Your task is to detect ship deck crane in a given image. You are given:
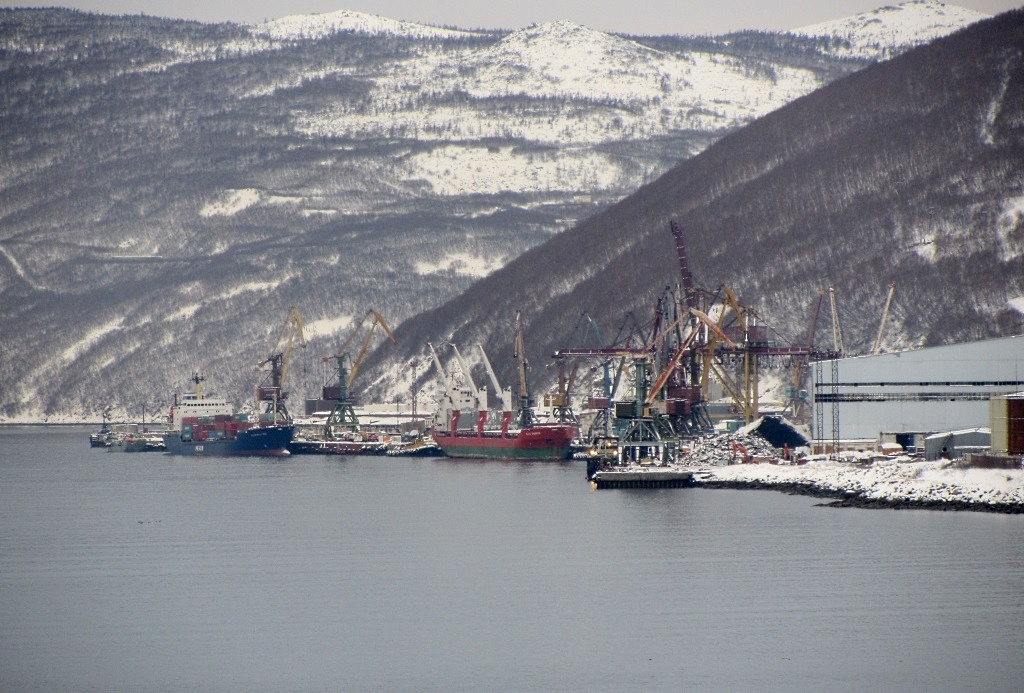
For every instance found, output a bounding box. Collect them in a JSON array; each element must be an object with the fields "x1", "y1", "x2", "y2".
[
  {"x1": 256, "y1": 306, "x2": 306, "y2": 424},
  {"x1": 450, "y1": 343, "x2": 483, "y2": 408},
  {"x1": 478, "y1": 344, "x2": 512, "y2": 412},
  {"x1": 427, "y1": 341, "x2": 450, "y2": 384}
]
